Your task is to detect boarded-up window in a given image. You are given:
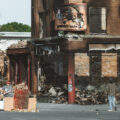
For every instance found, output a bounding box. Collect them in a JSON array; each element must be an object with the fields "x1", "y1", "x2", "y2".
[
  {"x1": 102, "y1": 53, "x2": 117, "y2": 77},
  {"x1": 89, "y1": 7, "x2": 106, "y2": 33},
  {"x1": 75, "y1": 53, "x2": 89, "y2": 77}
]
